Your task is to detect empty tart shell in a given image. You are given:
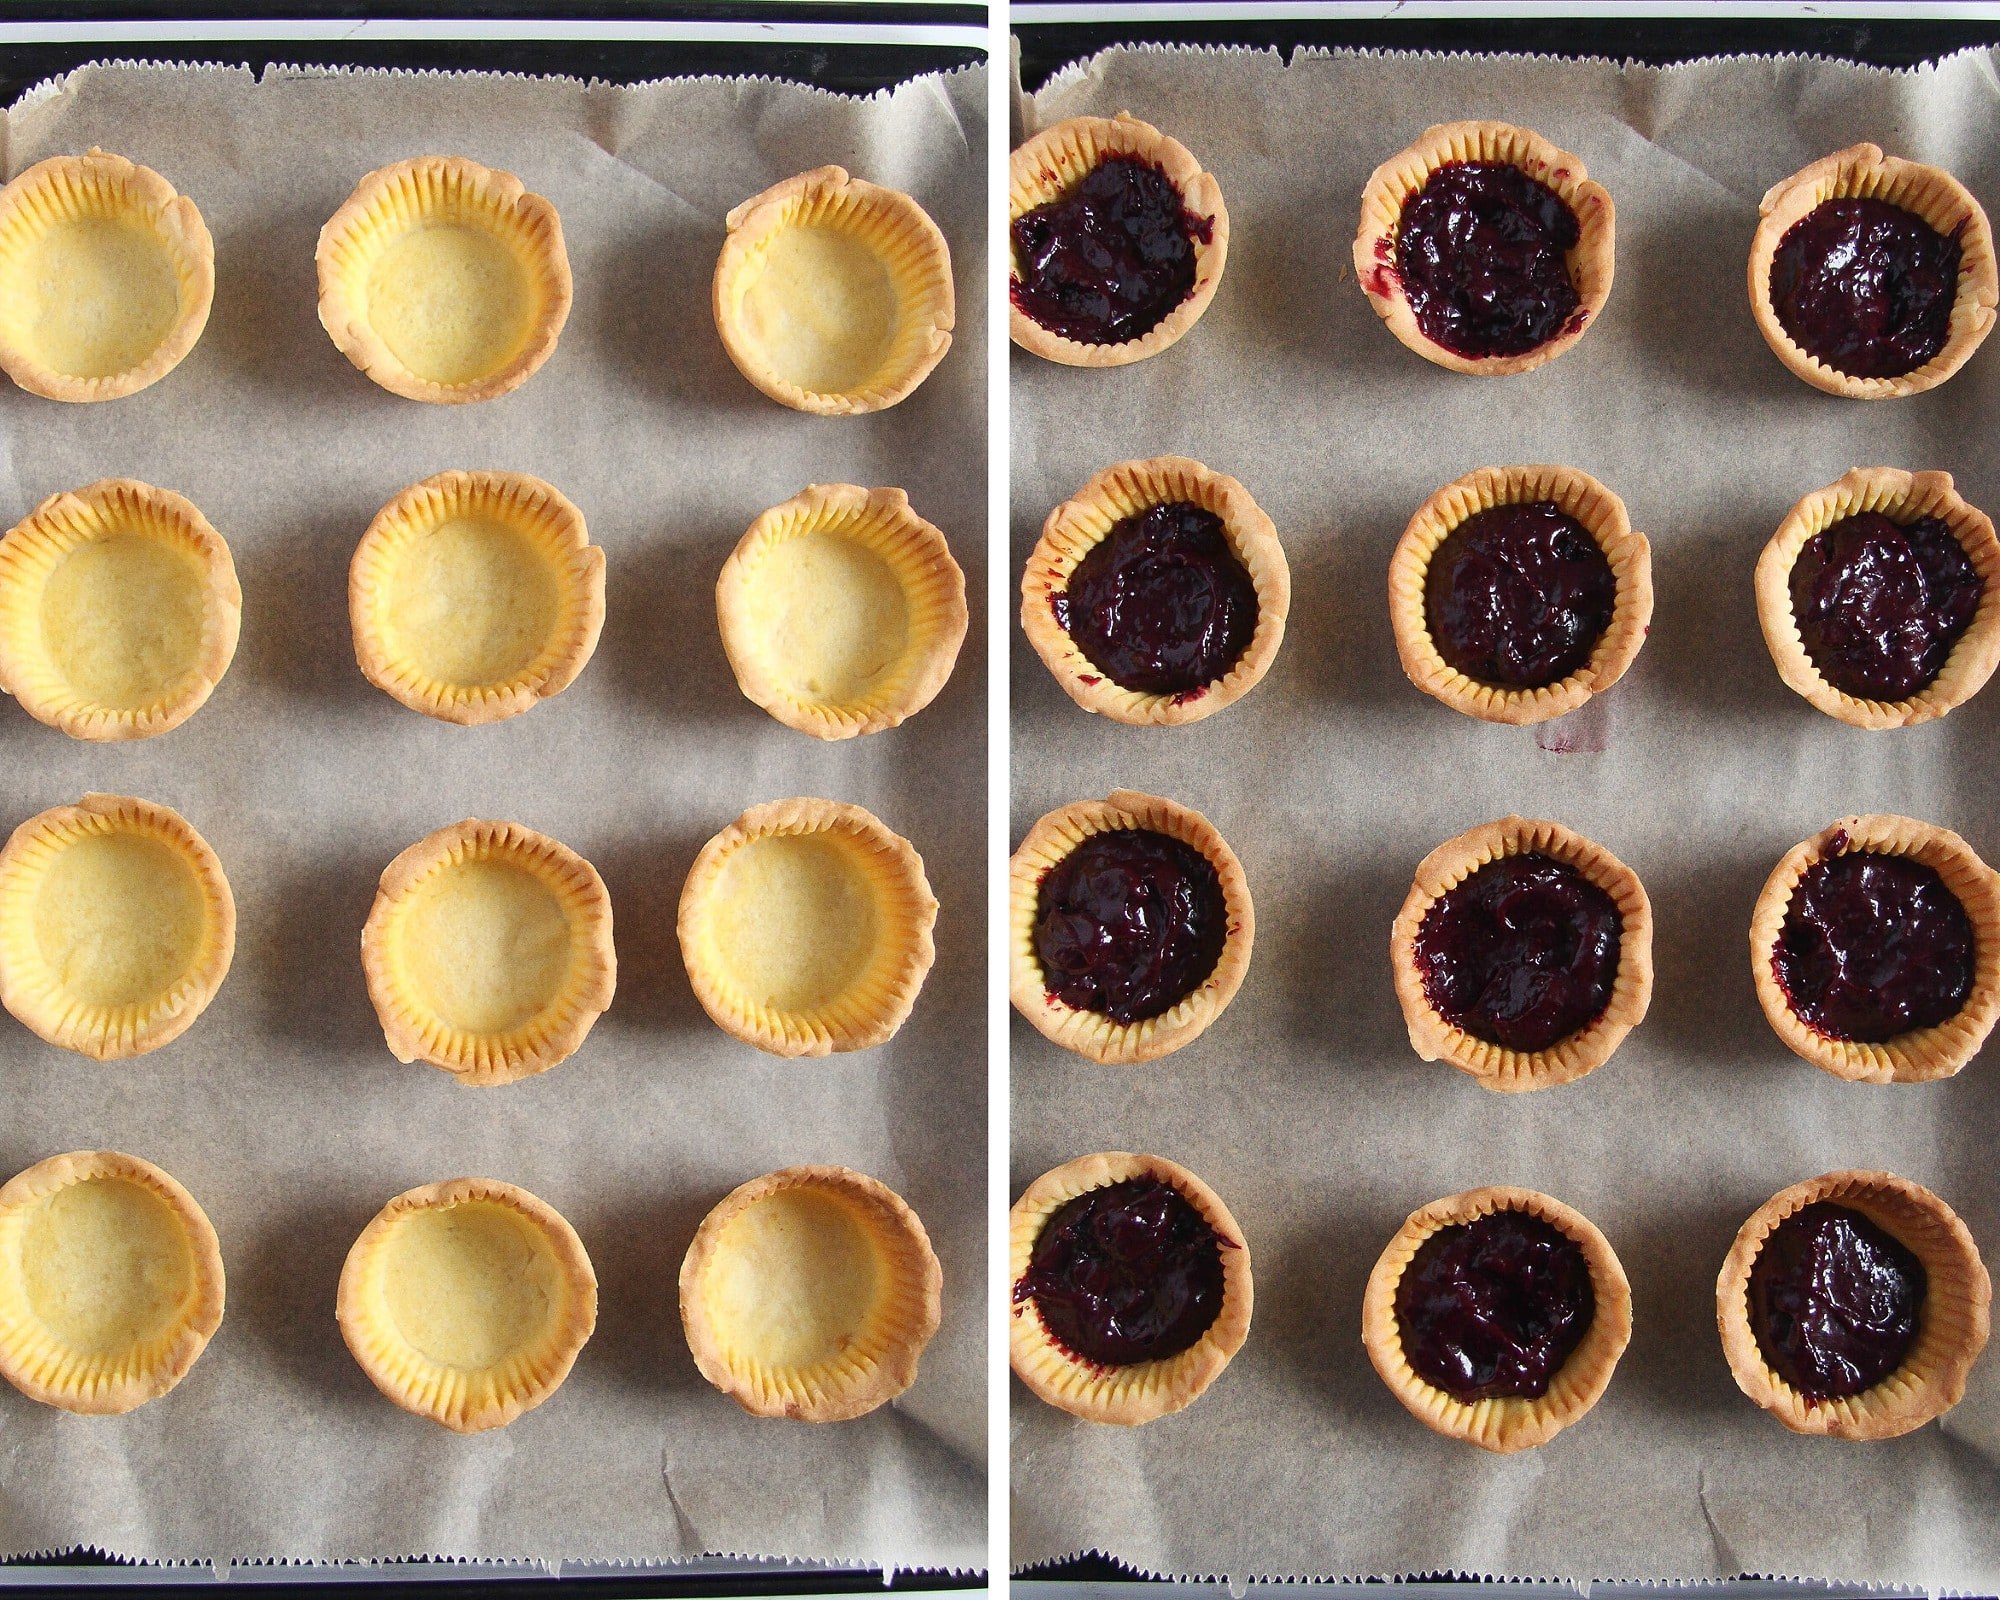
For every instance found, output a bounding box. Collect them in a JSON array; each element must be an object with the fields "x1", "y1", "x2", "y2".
[
  {"x1": 351, "y1": 470, "x2": 605, "y2": 726},
  {"x1": 678, "y1": 798, "x2": 936, "y2": 1058},
  {"x1": 1364, "y1": 1185, "x2": 1631, "y2": 1453},
  {"x1": 317, "y1": 155, "x2": 572, "y2": 404},
  {"x1": 362, "y1": 819, "x2": 616, "y2": 1085},
  {"x1": 0, "y1": 1150, "x2": 224, "y2": 1414},
  {"x1": 680, "y1": 1164, "x2": 941, "y2": 1422},
  {"x1": 0, "y1": 478, "x2": 240, "y2": 741},
  {"x1": 1010, "y1": 1151, "x2": 1252, "y2": 1425},
  {"x1": 1717, "y1": 1170, "x2": 1990, "y2": 1439},
  {"x1": 1008, "y1": 113, "x2": 1228, "y2": 368},
  {"x1": 0, "y1": 794, "x2": 234, "y2": 1060},
  {"x1": 718, "y1": 484, "x2": 967, "y2": 740},
  {"x1": 1389, "y1": 464, "x2": 1652, "y2": 725},
  {"x1": 1750, "y1": 814, "x2": 2000, "y2": 1083},
  {"x1": 1756, "y1": 468, "x2": 2000, "y2": 728},
  {"x1": 0, "y1": 149, "x2": 213, "y2": 402},
  {"x1": 338, "y1": 1176, "x2": 597, "y2": 1434},
  {"x1": 1009, "y1": 790, "x2": 1253, "y2": 1065},
  {"x1": 1749, "y1": 145, "x2": 1998, "y2": 400},
  {"x1": 1022, "y1": 456, "x2": 1290, "y2": 726},
  {"x1": 1355, "y1": 121, "x2": 1614, "y2": 377},
  {"x1": 713, "y1": 166, "x2": 953, "y2": 415},
  {"x1": 1391, "y1": 816, "x2": 1654, "y2": 1093}
]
